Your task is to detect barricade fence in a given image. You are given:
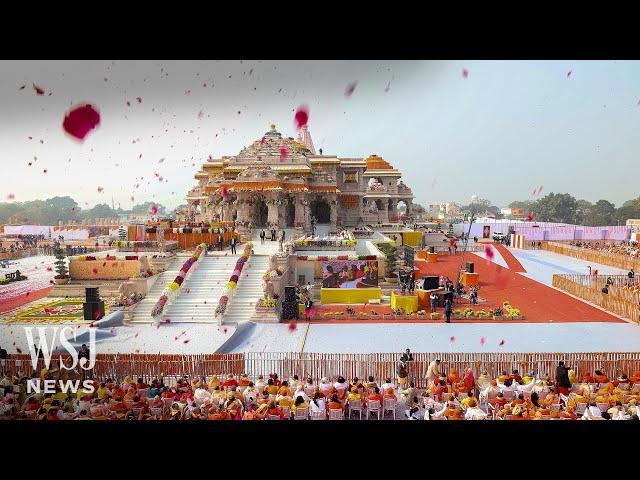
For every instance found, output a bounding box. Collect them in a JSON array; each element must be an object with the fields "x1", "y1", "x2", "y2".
[
  {"x1": 543, "y1": 242, "x2": 640, "y2": 271},
  {"x1": 4, "y1": 352, "x2": 640, "y2": 388},
  {"x1": 553, "y1": 274, "x2": 640, "y2": 324}
]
